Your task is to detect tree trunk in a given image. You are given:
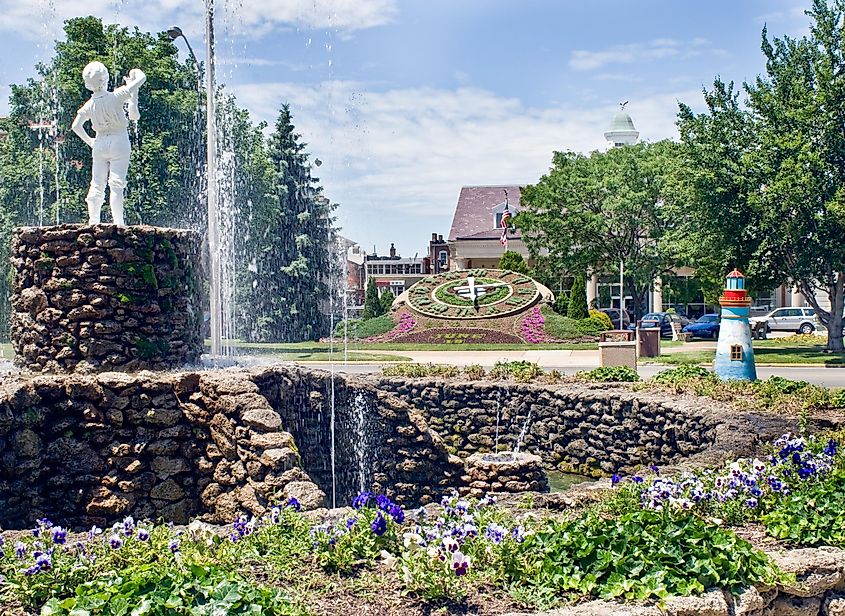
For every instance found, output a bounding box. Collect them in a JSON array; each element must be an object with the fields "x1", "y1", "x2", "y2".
[
  {"x1": 827, "y1": 273, "x2": 844, "y2": 352},
  {"x1": 800, "y1": 273, "x2": 844, "y2": 352}
]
